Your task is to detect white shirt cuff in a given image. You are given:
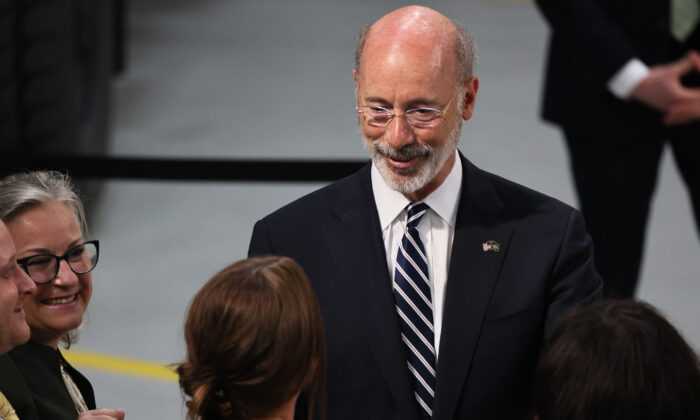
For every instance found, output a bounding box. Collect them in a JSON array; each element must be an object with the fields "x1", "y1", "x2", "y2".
[{"x1": 607, "y1": 58, "x2": 650, "y2": 99}]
